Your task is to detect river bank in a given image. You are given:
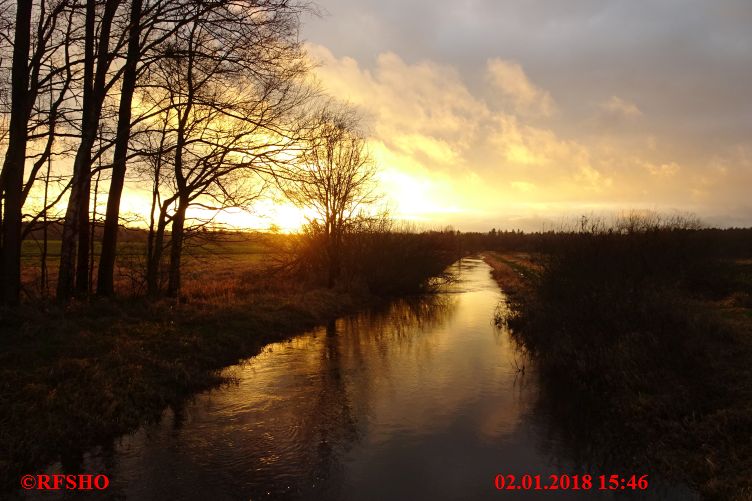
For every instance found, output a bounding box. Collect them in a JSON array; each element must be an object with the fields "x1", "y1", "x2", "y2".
[
  {"x1": 3, "y1": 229, "x2": 460, "y2": 494},
  {"x1": 484, "y1": 246, "x2": 752, "y2": 500},
  {"x1": 0, "y1": 280, "x2": 386, "y2": 494},
  {"x1": 14, "y1": 257, "x2": 694, "y2": 500}
]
